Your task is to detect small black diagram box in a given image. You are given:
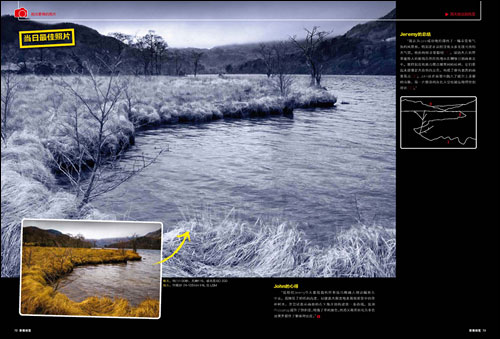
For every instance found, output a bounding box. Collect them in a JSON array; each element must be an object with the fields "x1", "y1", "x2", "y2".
[{"x1": 400, "y1": 96, "x2": 477, "y2": 149}]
